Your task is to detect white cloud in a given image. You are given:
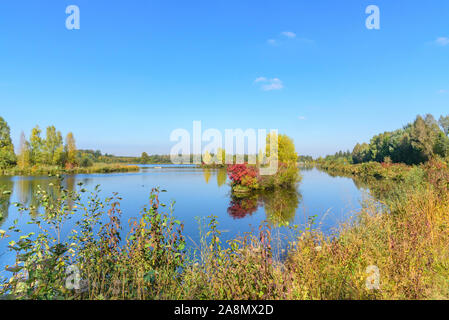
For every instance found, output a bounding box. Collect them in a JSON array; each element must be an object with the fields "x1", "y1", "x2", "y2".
[
  {"x1": 435, "y1": 37, "x2": 449, "y2": 46},
  {"x1": 263, "y1": 78, "x2": 283, "y2": 91},
  {"x1": 267, "y1": 31, "x2": 313, "y2": 46},
  {"x1": 254, "y1": 77, "x2": 267, "y2": 83},
  {"x1": 254, "y1": 77, "x2": 284, "y2": 91},
  {"x1": 298, "y1": 116, "x2": 306, "y2": 120},
  {"x1": 281, "y1": 31, "x2": 296, "y2": 39}
]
